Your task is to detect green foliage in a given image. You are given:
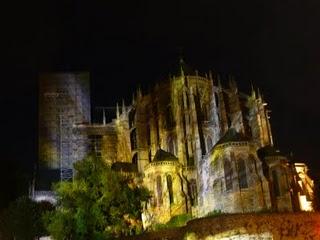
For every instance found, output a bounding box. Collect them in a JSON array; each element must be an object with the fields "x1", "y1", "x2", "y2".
[
  {"x1": 153, "y1": 213, "x2": 192, "y2": 230},
  {"x1": 0, "y1": 196, "x2": 48, "y2": 240},
  {"x1": 45, "y1": 155, "x2": 150, "y2": 240}
]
